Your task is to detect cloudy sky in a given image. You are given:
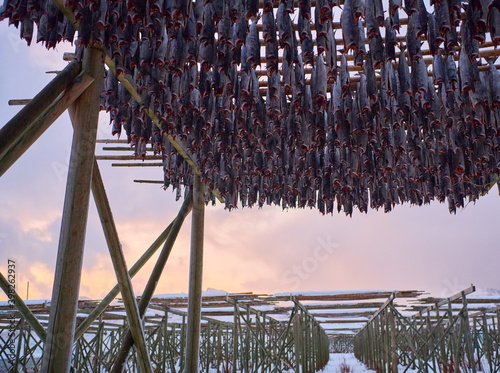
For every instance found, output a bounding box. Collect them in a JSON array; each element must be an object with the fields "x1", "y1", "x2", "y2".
[{"x1": 1, "y1": 22, "x2": 499, "y2": 303}]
